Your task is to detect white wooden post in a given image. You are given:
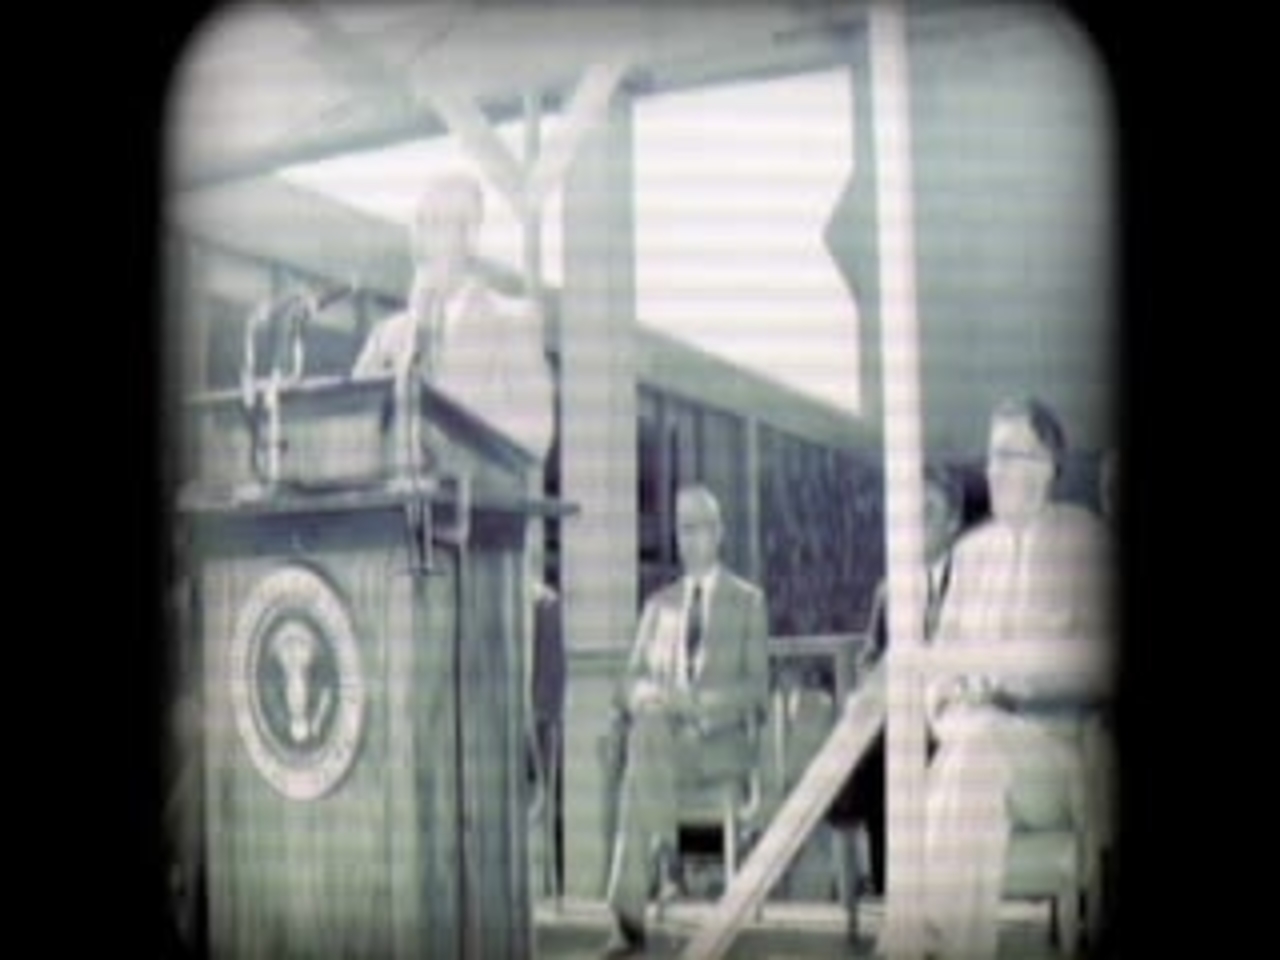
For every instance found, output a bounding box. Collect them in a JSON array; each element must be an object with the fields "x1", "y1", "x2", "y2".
[{"x1": 870, "y1": 2, "x2": 929, "y2": 957}]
